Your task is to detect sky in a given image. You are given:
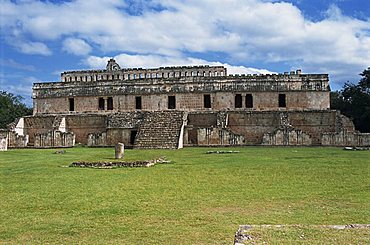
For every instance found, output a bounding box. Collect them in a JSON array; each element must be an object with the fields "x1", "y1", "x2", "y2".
[{"x1": 0, "y1": 0, "x2": 369, "y2": 106}]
